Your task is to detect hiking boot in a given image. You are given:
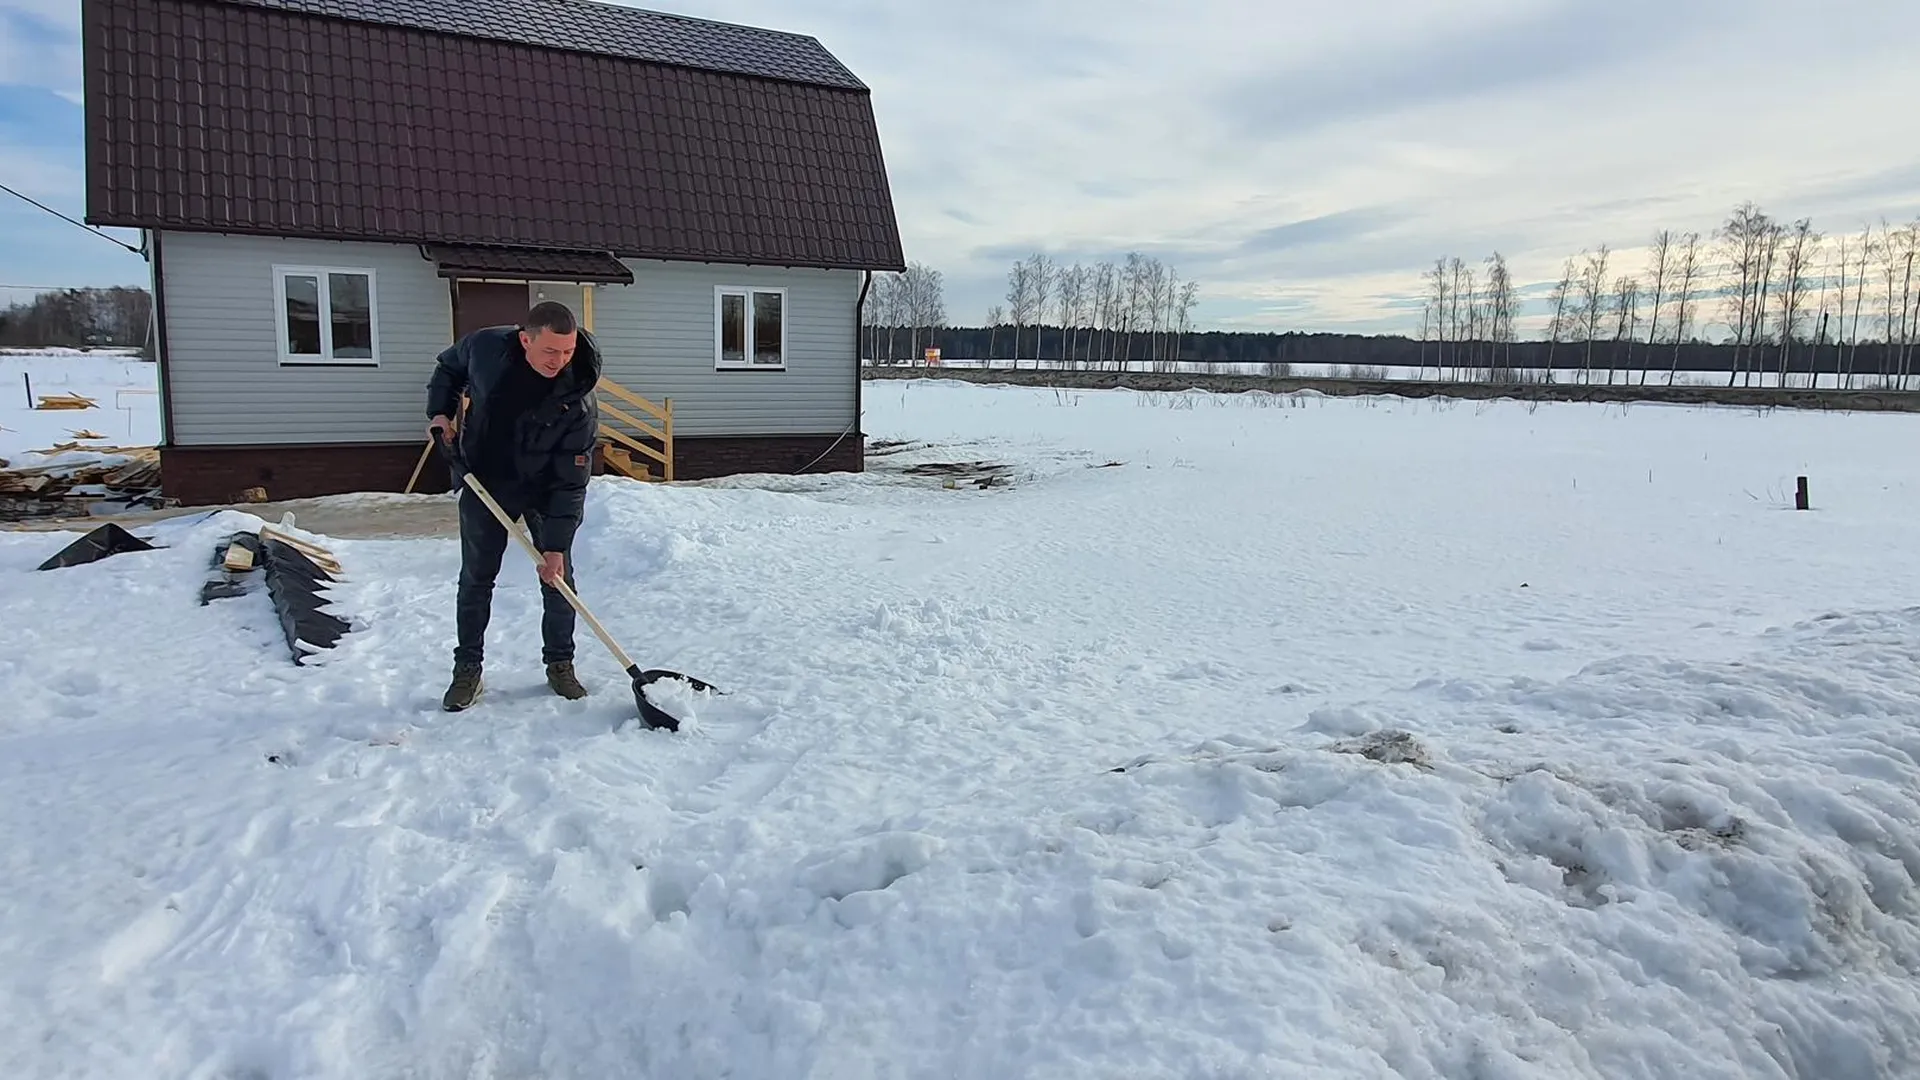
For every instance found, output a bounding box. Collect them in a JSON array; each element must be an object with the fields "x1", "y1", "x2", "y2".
[
  {"x1": 546, "y1": 661, "x2": 588, "y2": 700},
  {"x1": 442, "y1": 661, "x2": 484, "y2": 711}
]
